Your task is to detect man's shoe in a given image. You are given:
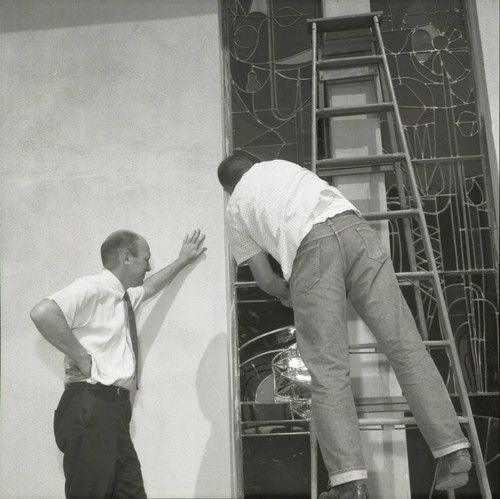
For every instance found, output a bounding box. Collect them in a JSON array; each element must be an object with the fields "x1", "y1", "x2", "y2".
[
  {"x1": 435, "y1": 449, "x2": 472, "y2": 490},
  {"x1": 318, "y1": 480, "x2": 369, "y2": 499}
]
